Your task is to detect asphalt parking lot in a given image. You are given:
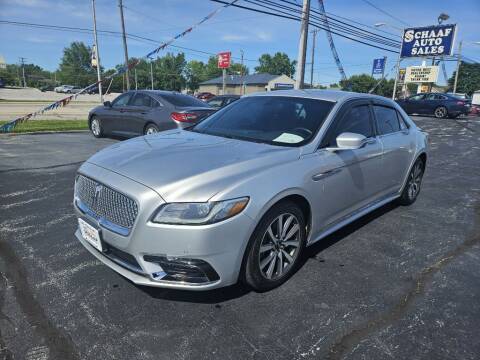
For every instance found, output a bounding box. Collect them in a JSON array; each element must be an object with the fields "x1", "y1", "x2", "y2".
[{"x1": 1, "y1": 115, "x2": 479, "y2": 360}]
